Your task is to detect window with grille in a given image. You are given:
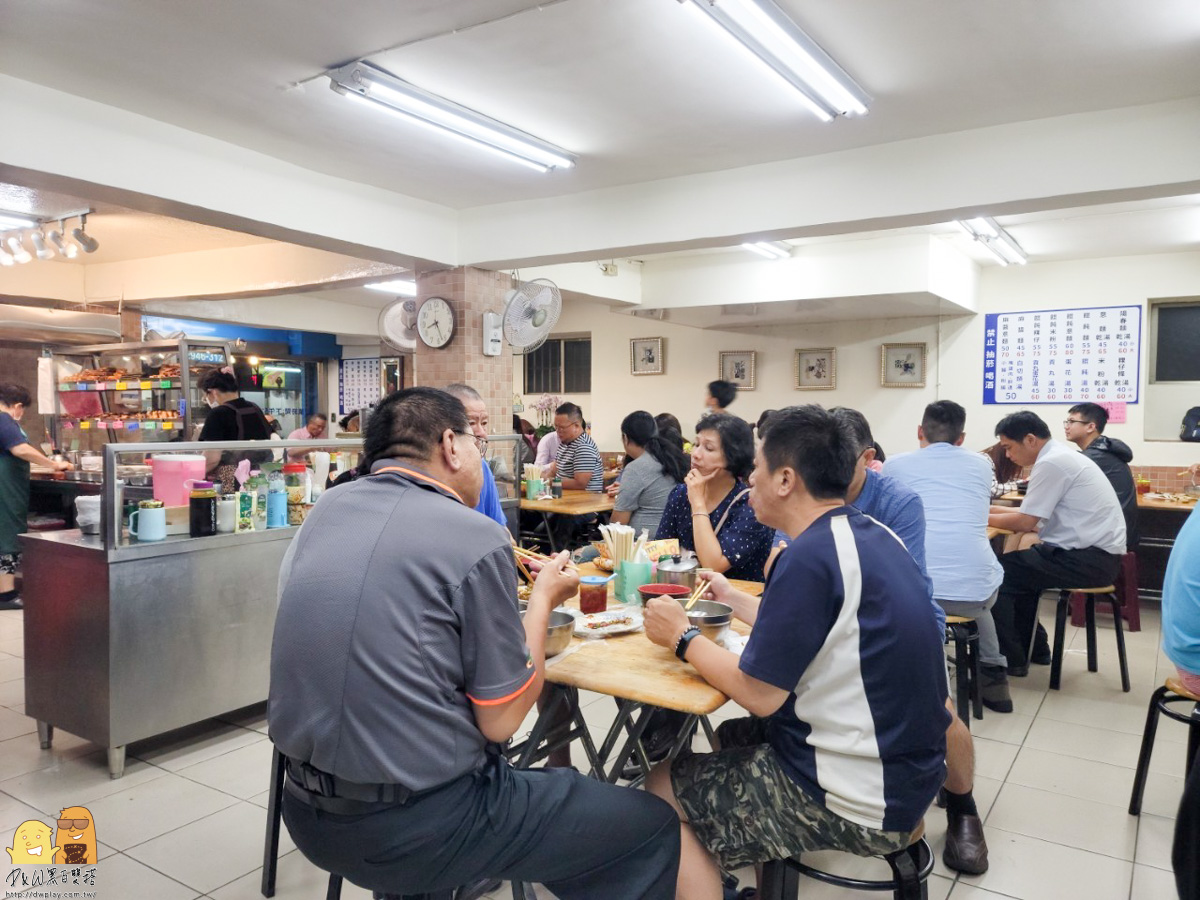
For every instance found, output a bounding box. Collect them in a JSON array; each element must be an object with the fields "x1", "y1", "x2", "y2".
[{"x1": 524, "y1": 337, "x2": 591, "y2": 393}]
